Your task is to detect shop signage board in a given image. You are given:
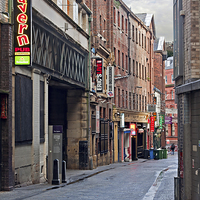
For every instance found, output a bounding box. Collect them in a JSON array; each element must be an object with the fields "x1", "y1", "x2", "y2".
[
  {"x1": 106, "y1": 66, "x2": 114, "y2": 97},
  {"x1": 96, "y1": 58, "x2": 103, "y2": 93},
  {"x1": 153, "y1": 112, "x2": 157, "y2": 121},
  {"x1": 14, "y1": 0, "x2": 32, "y2": 66},
  {"x1": 150, "y1": 116, "x2": 154, "y2": 132},
  {"x1": 159, "y1": 114, "x2": 164, "y2": 128},
  {"x1": 165, "y1": 116, "x2": 172, "y2": 124},
  {"x1": 130, "y1": 123, "x2": 136, "y2": 135}
]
